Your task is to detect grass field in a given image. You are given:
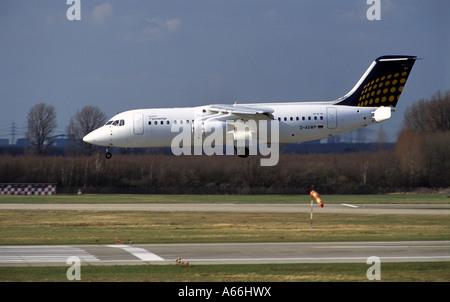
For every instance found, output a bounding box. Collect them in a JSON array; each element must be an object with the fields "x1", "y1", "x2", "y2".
[
  {"x1": 0, "y1": 193, "x2": 449, "y2": 282},
  {"x1": 1, "y1": 262, "x2": 449, "y2": 282},
  {"x1": 0, "y1": 211, "x2": 448, "y2": 245}
]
